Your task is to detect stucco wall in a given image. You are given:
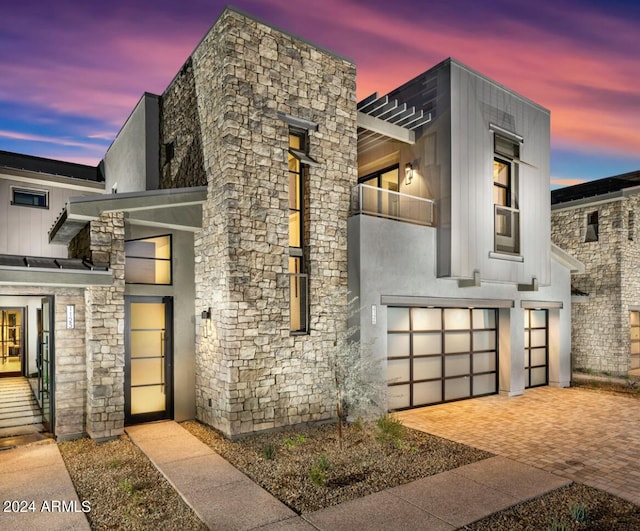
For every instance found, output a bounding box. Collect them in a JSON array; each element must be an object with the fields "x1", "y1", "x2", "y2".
[
  {"x1": 103, "y1": 93, "x2": 160, "y2": 194},
  {"x1": 349, "y1": 214, "x2": 573, "y2": 399}
]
